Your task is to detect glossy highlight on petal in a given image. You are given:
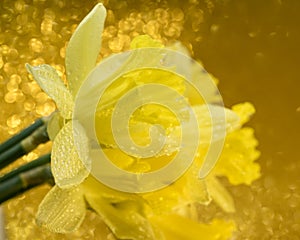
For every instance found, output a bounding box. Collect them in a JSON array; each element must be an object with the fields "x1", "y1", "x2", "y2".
[
  {"x1": 26, "y1": 64, "x2": 74, "y2": 119},
  {"x1": 66, "y1": 3, "x2": 107, "y2": 97},
  {"x1": 36, "y1": 185, "x2": 86, "y2": 233},
  {"x1": 52, "y1": 120, "x2": 90, "y2": 188}
]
